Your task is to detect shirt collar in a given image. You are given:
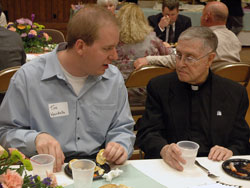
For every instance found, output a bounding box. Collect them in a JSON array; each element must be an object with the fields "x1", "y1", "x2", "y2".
[
  {"x1": 209, "y1": 25, "x2": 226, "y2": 31},
  {"x1": 41, "y1": 42, "x2": 114, "y2": 81},
  {"x1": 185, "y1": 70, "x2": 212, "y2": 91}
]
